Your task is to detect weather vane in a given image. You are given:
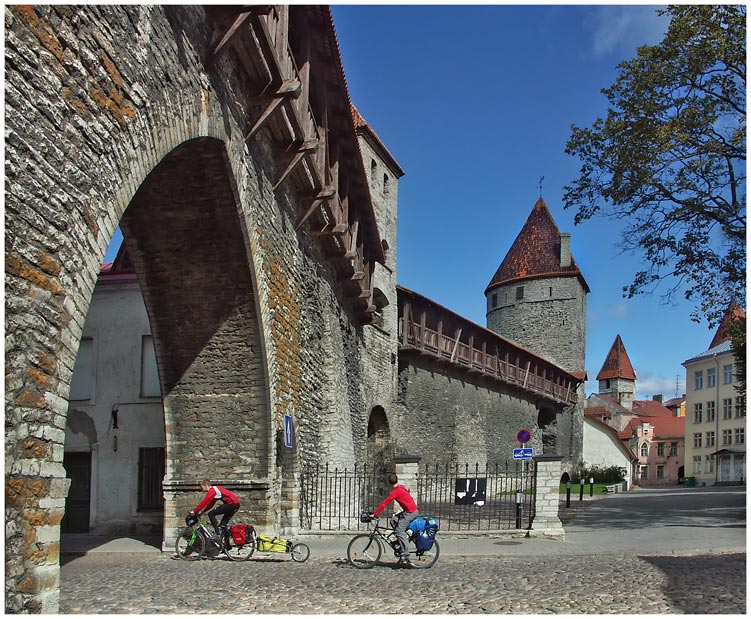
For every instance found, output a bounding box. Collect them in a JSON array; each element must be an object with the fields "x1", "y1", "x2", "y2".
[{"x1": 538, "y1": 176, "x2": 544, "y2": 198}]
